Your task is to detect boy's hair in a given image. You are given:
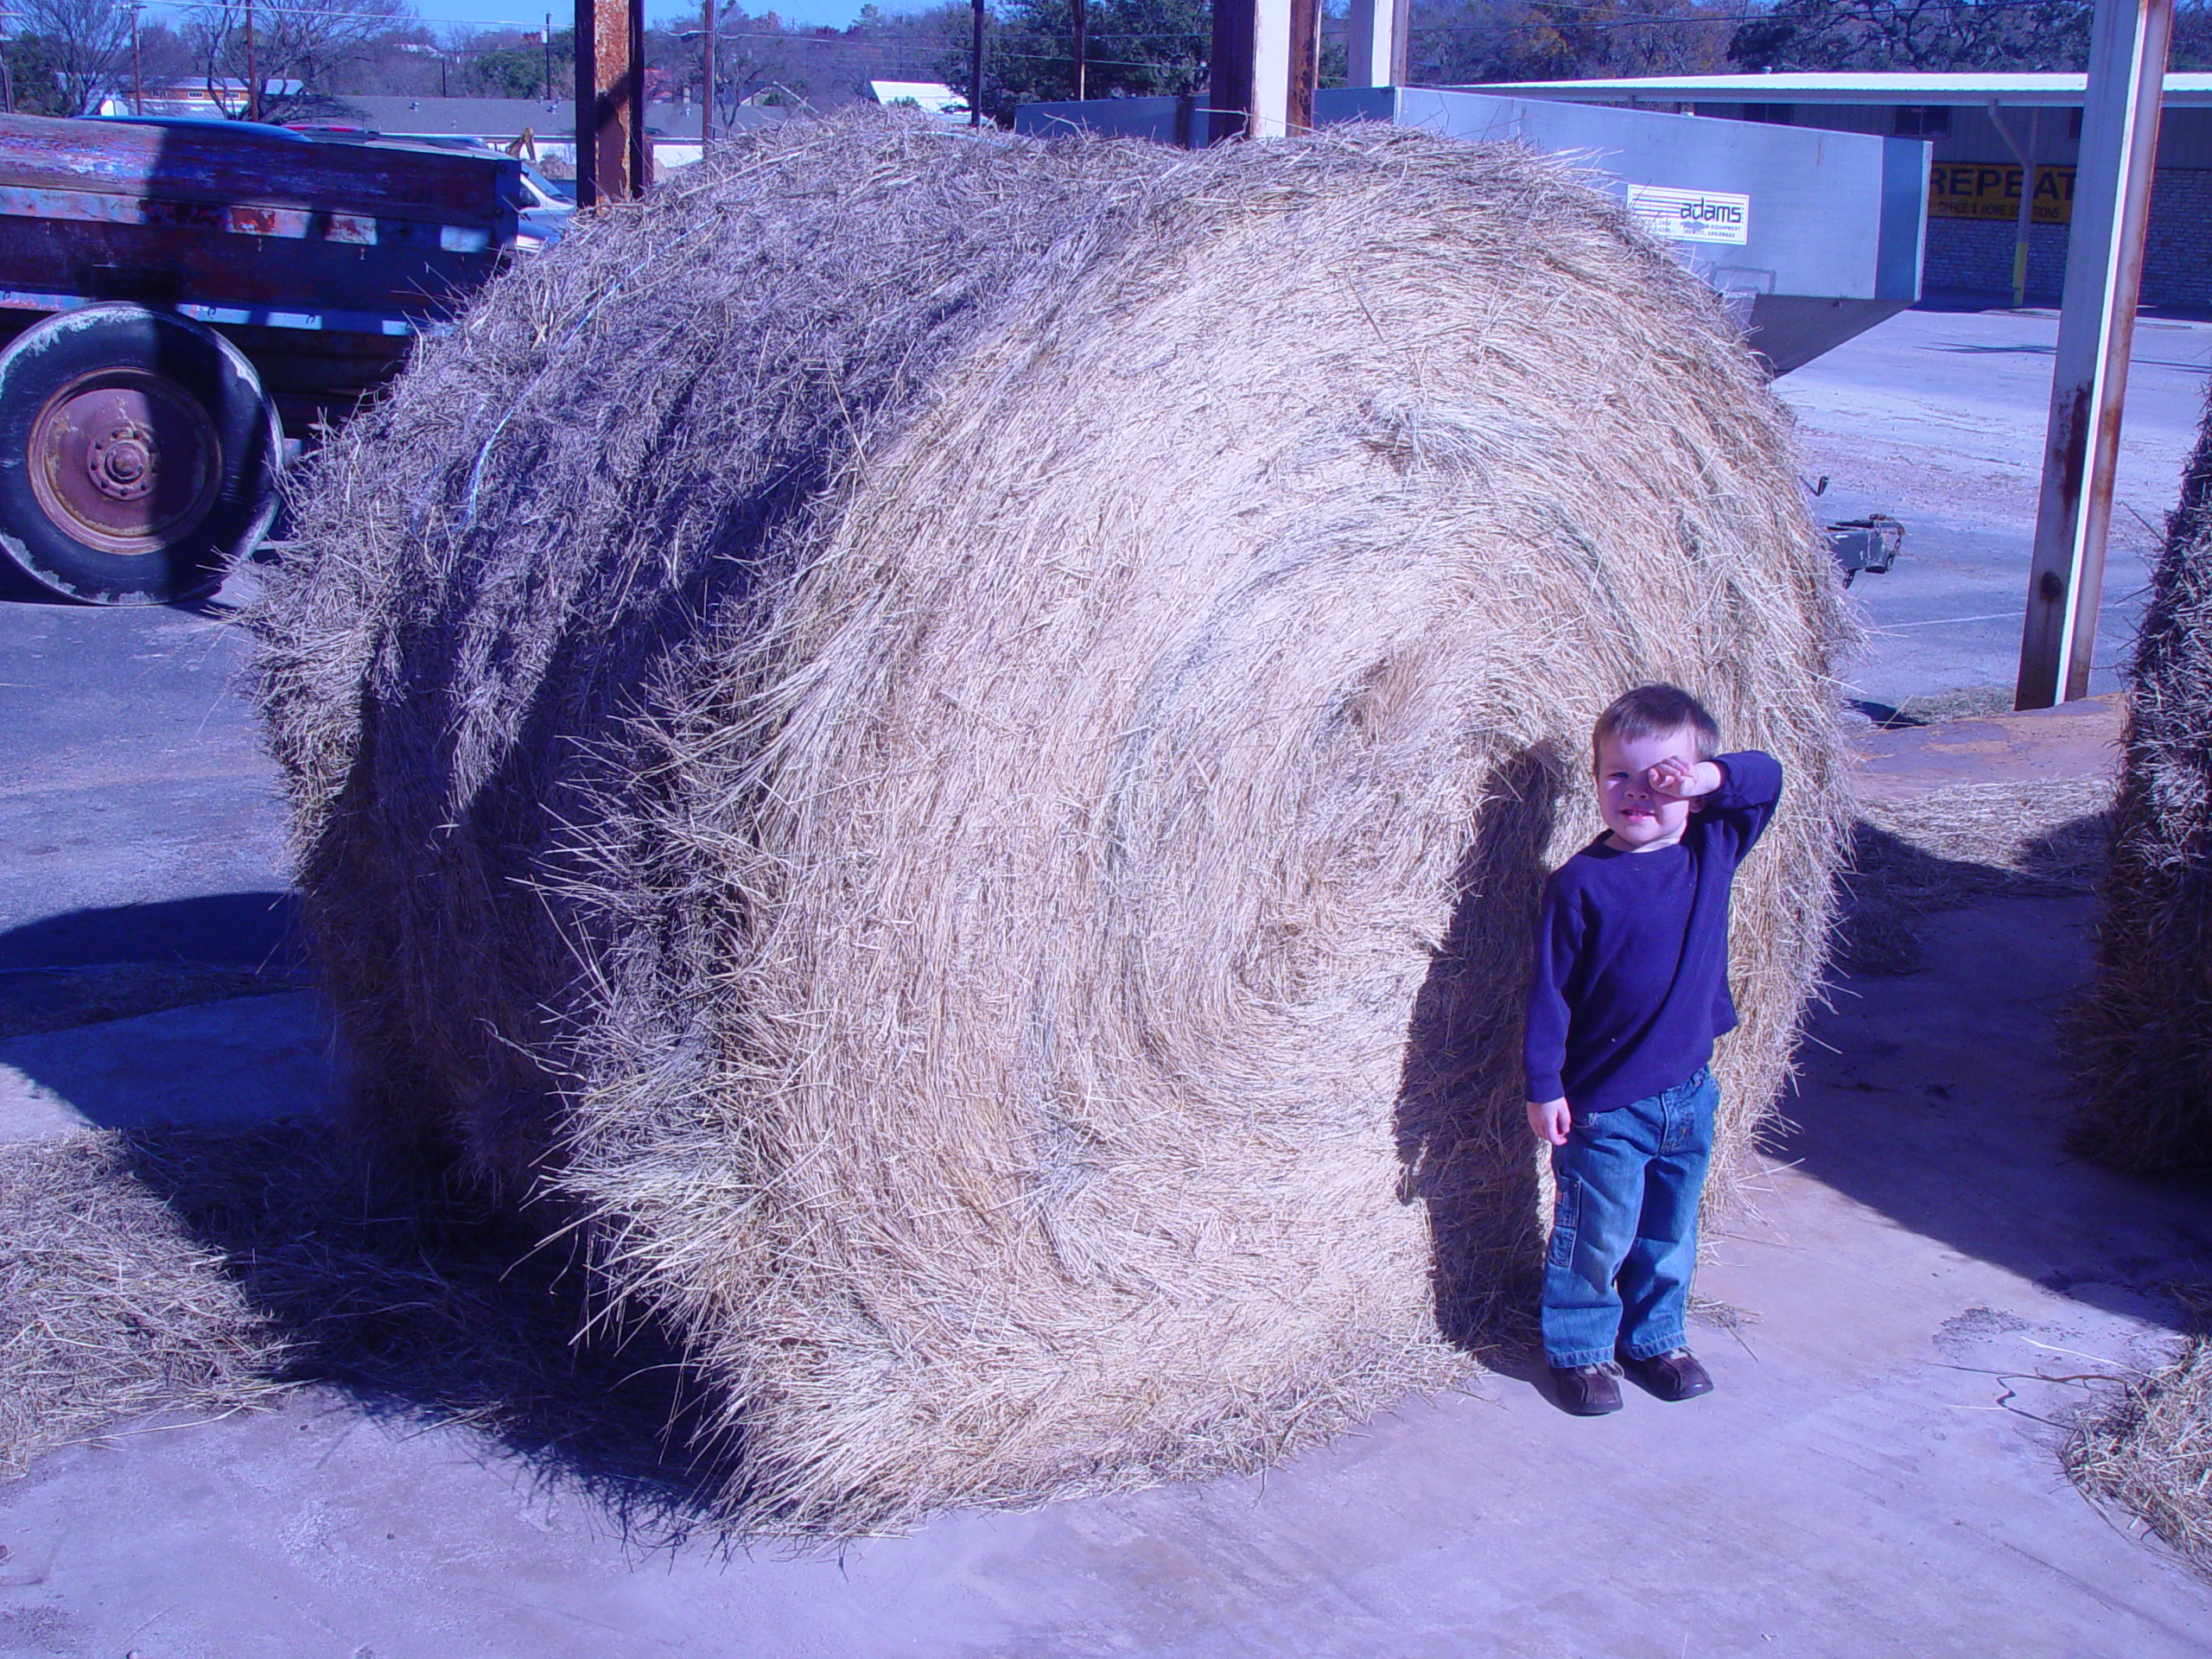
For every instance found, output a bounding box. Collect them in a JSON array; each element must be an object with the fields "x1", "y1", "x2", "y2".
[{"x1": 1592, "y1": 683, "x2": 1720, "y2": 765}]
